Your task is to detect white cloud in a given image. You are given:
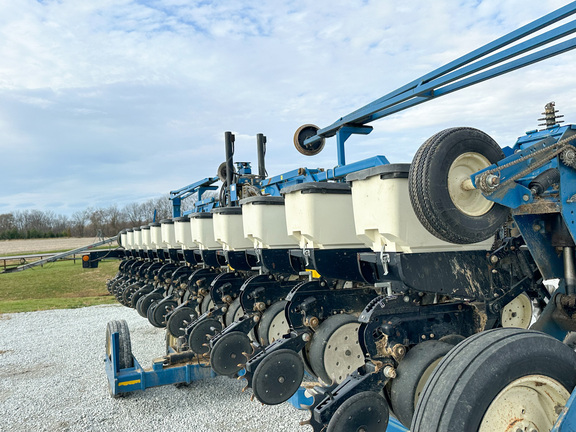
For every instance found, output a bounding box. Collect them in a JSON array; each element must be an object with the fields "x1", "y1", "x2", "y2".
[{"x1": 0, "y1": 0, "x2": 575, "y2": 216}]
